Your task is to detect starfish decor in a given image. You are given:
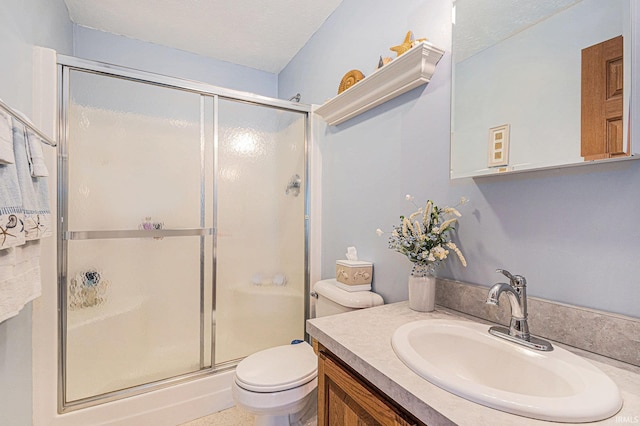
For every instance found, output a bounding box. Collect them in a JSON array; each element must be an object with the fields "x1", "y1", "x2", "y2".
[{"x1": 390, "y1": 31, "x2": 427, "y2": 57}]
